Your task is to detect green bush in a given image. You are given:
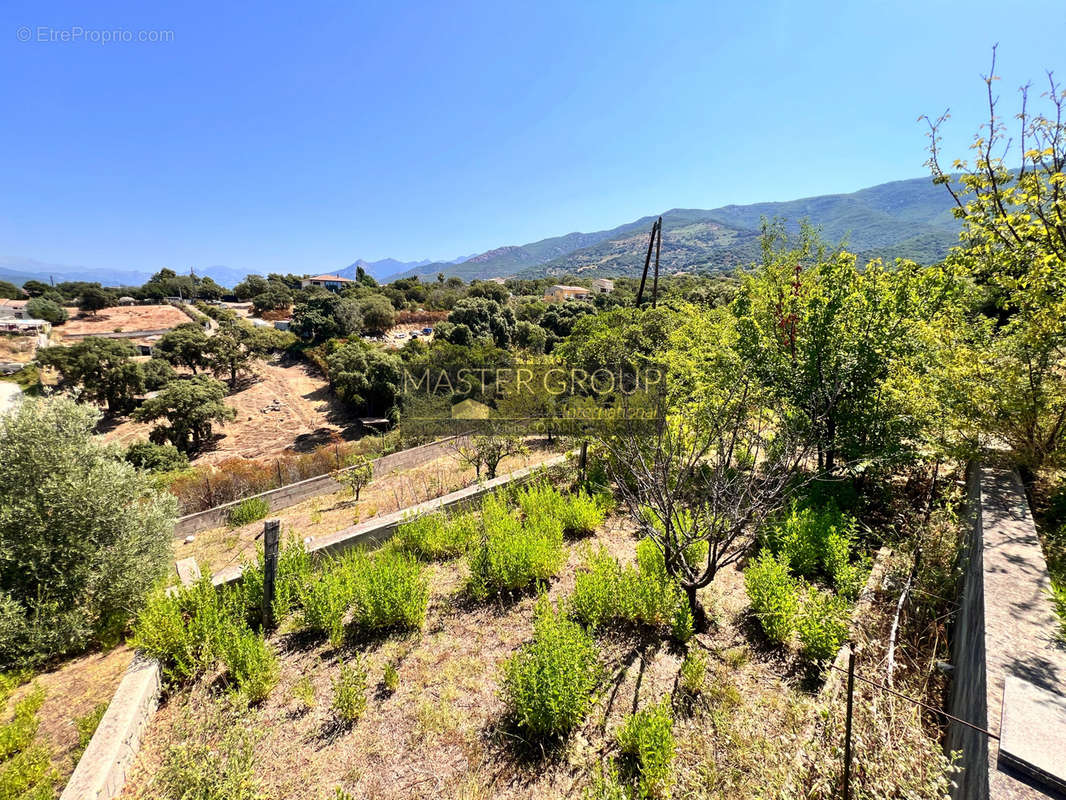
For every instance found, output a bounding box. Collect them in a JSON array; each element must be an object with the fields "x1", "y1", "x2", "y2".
[
  {"x1": 124, "y1": 441, "x2": 189, "y2": 473},
  {"x1": 395, "y1": 511, "x2": 477, "y2": 560},
  {"x1": 226, "y1": 496, "x2": 270, "y2": 527},
  {"x1": 765, "y1": 503, "x2": 861, "y2": 585},
  {"x1": 559, "y1": 489, "x2": 607, "y2": 537},
  {"x1": 222, "y1": 626, "x2": 279, "y2": 705},
  {"x1": 153, "y1": 727, "x2": 261, "y2": 800},
  {"x1": 383, "y1": 661, "x2": 400, "y2": 693},
  {"x1": 0, "y1": 685, "x2": 56, "y2": 800},
  {"x1": 501, "y1": 597, "x2": 601, "y2": 738},
  {"x1": 466, "y1": 495, "x2": 564, "y2": 599},
  {"x1": 238, "y1": 537, "x2": 311, "y2": 623},
  {"x1": 0, "y1": 396, "x2": 176, "y2": 669},
  {"x1": 569, "y1": 541, "x2": 690, "y2": 637},
  {"x1": 346, "y1": 548, "x2": 428, "y2": 635},
  {"x1": 516, "y1": 481, "x2": 607, "y2": 537},
  {"x1": 616, "y1": 698, "x2": 675, "y2": 799},
  {"x1": 745, "y1": 550, "x2": 799, "y2": 645},
  {"x1": 678, "y1": 649, "x2": 707, "y2": 699},
  {"x1": 297, "y1": 568, "x2": 351, "y2": 648},
  {"x1": 797, "y1": 589, "x2": 850, "y2": 663},
  {"x1": 332, "y1": 657, "x2": 368, "y2": 723}
]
